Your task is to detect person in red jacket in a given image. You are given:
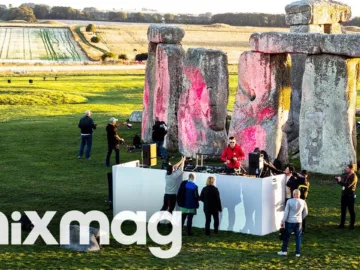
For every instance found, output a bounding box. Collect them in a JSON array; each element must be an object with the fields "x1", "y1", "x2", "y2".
[{"x1": 221, "y1": 137, "x2": 245, "y2": 169}]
